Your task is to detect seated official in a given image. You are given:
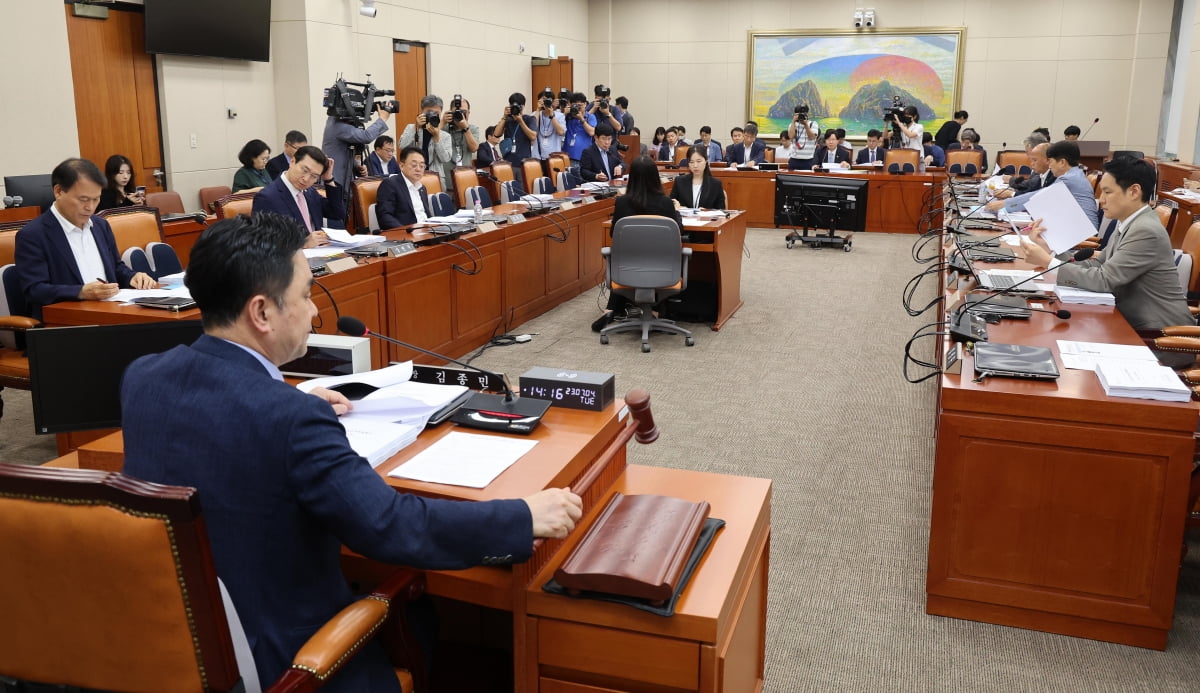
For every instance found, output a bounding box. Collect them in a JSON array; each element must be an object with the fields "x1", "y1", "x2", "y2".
[
  {"x1": 774, "y1": 131, "x2": 798, "y2": 163},
  {"x1": 922, "y1": 132, "x2": 946, "y2": 168},
  {"x1": 591, "y1": 156, "x2": 684, "y2": 332},
  {"x1": 15, "y1": 158, "x2": 156, "y2": 320},
  {"x1": 656, "y1": 127, "x2": 684, "y2": 163},
  {"x1": 947, "y1": 128, "x2": 988, "y2": 171},
  {"x1": 580, "y1": 123, "x2": 625, "y2": 183},
  {"x1": 986, "y1": 140, "x2": 1099, "y2": 228},
  {"x1": 725, "y1": 122, "x2": 766, "y2": 167},
  {"x1": 1021, "y1": 157, "x2": 1193, "y2": 367},
  {"x1": 476, "y1": 128, "x2": 505, "y2": 168},
  {"x1": 855, "y1": 129, "x2": 887, "y2": 165},
  {"x1": 669, "y1": 144, "x2": 727, "y2": 210},
  {"x1": 997, "y1": 141, "x2": 1053, "y2": 199},
  {"x1": 697, "y1": 126, "x2": 723, "y2": 163},
  {"x1": 120, "y1": 212, "x2": 583, "y2": 691},
  {"x1": 375, "y1": 147, "x2": 432, "y2": 229},
  {"x1": 266, "y1": 130, "x2": 307, "y2": 181},
  {"x1": 366, "y1": 135, "x2": 400, "y2": 177},
  {"x1": 97, "y1": 154, "x2": 145, "y2": 211},
  {"x1": 811, "y1": 129, "x2": 851, "y2": 170},
  {"x1": 252, "y1": 145, "x2": 344, "y2": 247},
  {"x1": 232, "y1": 139, "x2": 273, "y2": 193}
]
